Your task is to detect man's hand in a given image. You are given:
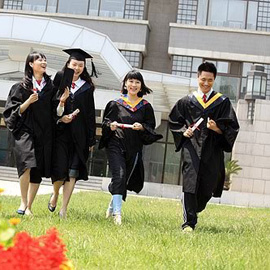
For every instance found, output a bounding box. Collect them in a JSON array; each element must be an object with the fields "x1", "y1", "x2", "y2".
[
  {"x1": 207, "y1": 118, "x2": 222, "y2": 134},
  {"x1": 183, "y1": 127, "x2": 193, "y2": 138},
  {"x1": 132, "y1": 122, "x2": 144, "y2": 131},
  {"x1": 110, "y1": 121, "x2": 118, "y2": 131}
]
